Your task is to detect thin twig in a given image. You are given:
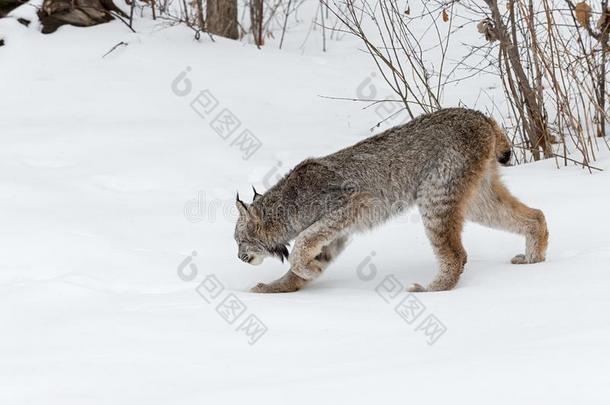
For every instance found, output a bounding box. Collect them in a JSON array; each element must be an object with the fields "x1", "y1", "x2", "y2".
[{"x1": 102, "y1": 41, "x2": 128, "y2": 57}]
